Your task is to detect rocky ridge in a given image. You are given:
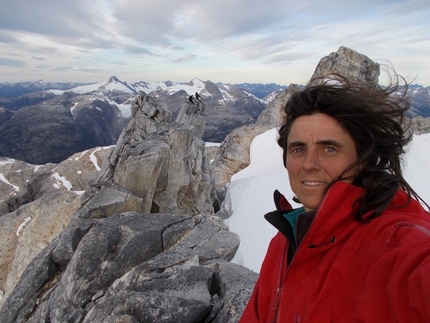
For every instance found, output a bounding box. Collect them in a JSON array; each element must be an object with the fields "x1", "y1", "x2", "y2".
[{"x1": 0, "y1": 92, "x2": 256, "y2": 323}]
